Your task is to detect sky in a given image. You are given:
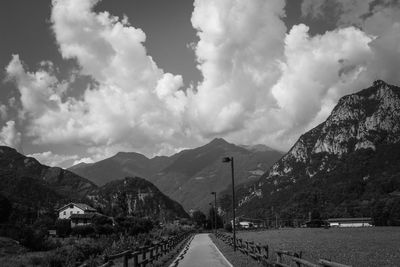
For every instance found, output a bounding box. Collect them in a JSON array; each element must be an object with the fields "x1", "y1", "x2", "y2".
[{"x1": 1, "y1": 0, "x2": 399, "y2": 168}]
